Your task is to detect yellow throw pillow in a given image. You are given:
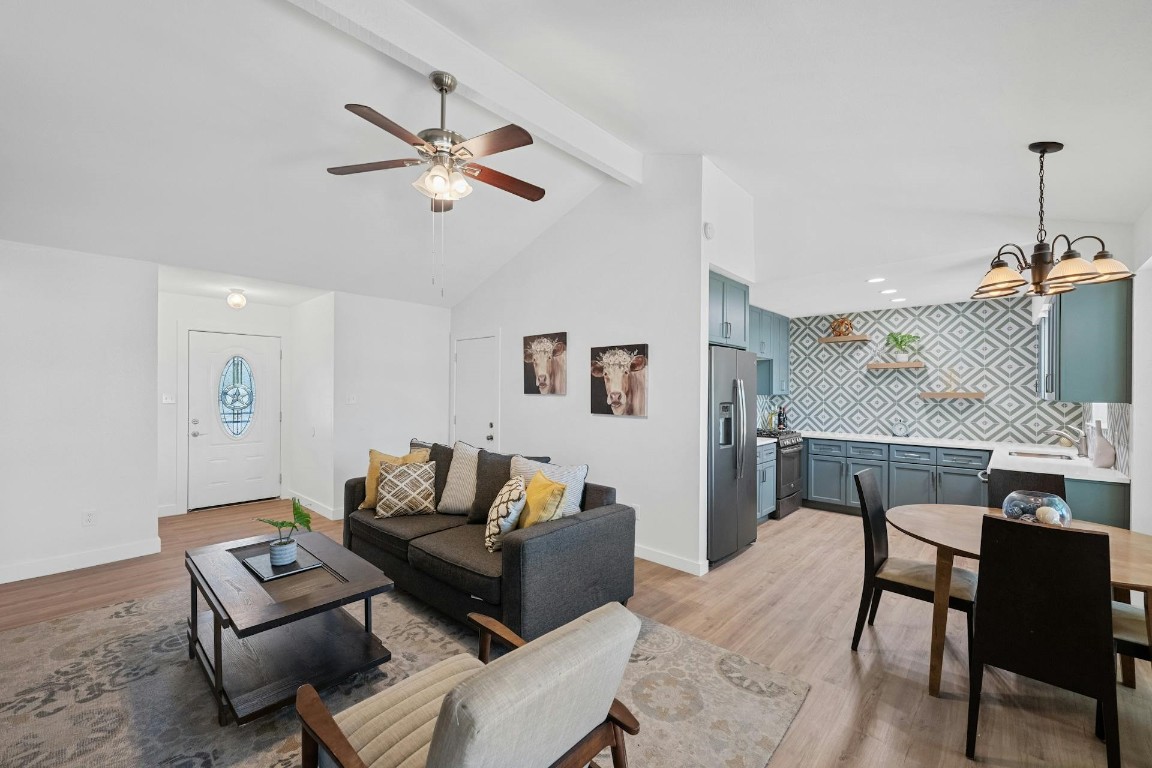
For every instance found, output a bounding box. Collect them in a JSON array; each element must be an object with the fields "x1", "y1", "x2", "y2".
[
  {"x1": 361, "y1": 448, "x2": 431, "y2": 509},
  {"x1": 519, "y1": 471, "x2": 567, "y2": 529}
]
